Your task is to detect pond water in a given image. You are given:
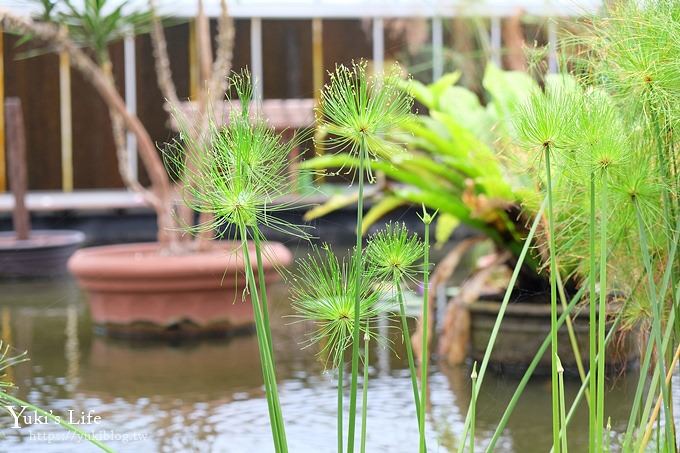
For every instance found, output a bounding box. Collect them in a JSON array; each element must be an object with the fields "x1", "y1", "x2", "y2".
[{"x1": 0, "y1": 248, "x2": 661, "y2": 452}]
